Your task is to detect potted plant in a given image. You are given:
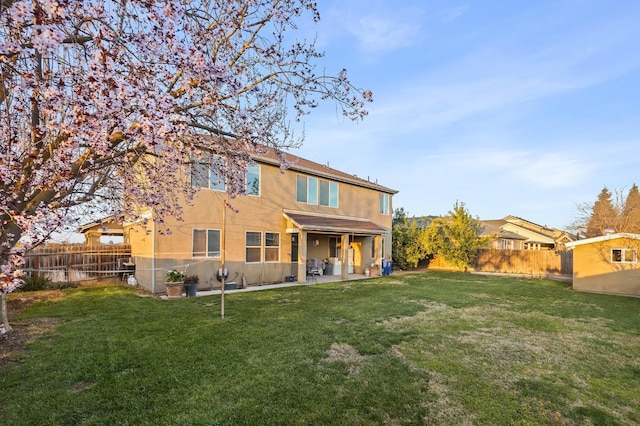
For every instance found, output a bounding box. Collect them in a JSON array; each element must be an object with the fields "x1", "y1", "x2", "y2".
[
  {"x1": 183, "y1": 275, "x2": 199, "y2": 298},
  {"x1": 165, "y1": 269, "x2": 185, "y2": 299}
]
